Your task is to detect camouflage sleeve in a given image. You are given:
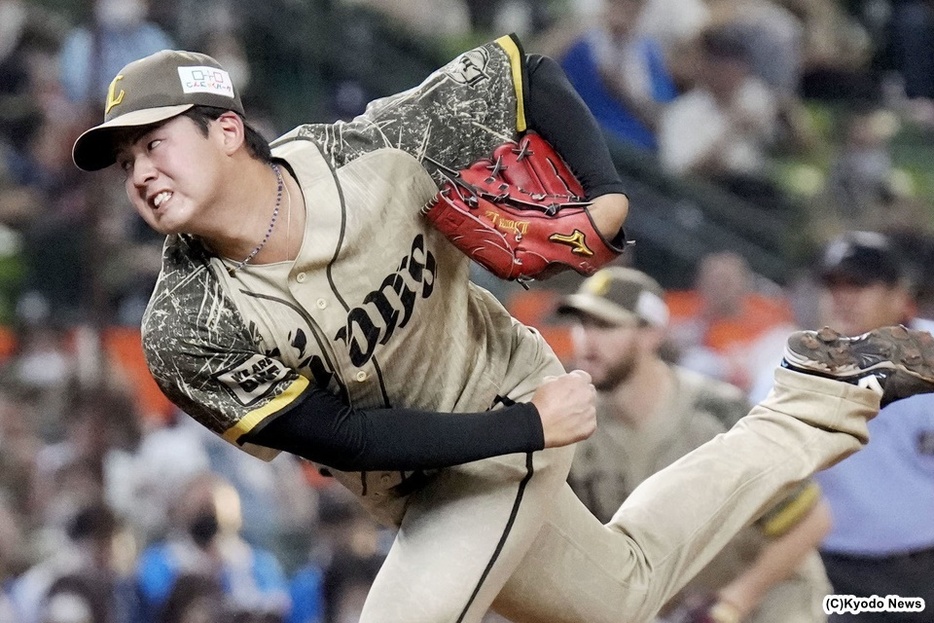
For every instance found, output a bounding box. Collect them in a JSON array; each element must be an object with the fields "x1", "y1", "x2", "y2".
[
  {"x1": 277, "y1": 34, "x2": 529, "y2": 185},
  {"x1": 141, "y1": 237, "x2": 309, "y2": 461}
]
